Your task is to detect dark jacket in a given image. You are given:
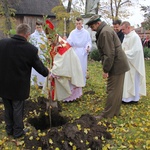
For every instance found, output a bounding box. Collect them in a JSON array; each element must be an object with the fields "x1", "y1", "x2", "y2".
[
  {"x1": 96, "y1": 22, "x2": 129, "y2": 75},
  {"x1": 117, "y1": 30, "x2": 124, "y2": 43},
  {"x1": 0, "y1": 35, "x2": 49, "y2": 100}
]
